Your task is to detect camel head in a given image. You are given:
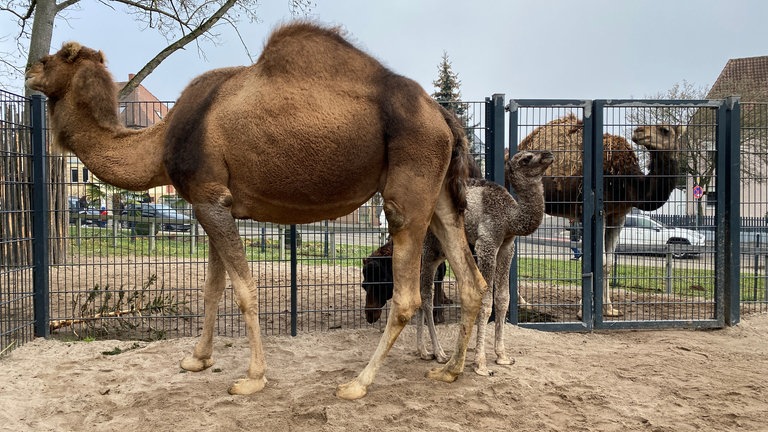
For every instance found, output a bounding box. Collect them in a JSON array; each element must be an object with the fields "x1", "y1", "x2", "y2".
[
  {"x1": 505, "y1": 150, "x2": 555, "y2": 187},
  {"x1": 26, "y1": 42, "x2": 120, "y2": 146},
  {"x1": 631, "y1": 124, "x2": 685, "y2": 153},
  {"x1": 361, "y1": 257, "x2": 393, "y2": 323},
  {"x1": 26, "y1": 42, "x2": 107, "y2": 99}
]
